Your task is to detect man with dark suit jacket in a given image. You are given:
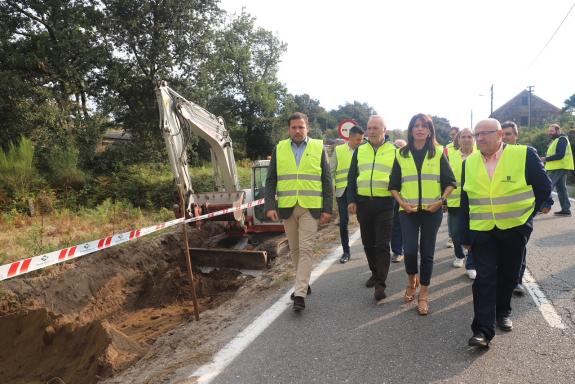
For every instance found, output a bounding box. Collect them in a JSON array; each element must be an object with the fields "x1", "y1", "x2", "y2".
[
  {"x1": 265, "y1": 112, "x2": 333, "y2": 312},
  {"x1": 461, "y1": 118, "x2": 551, "y2": 348}
]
